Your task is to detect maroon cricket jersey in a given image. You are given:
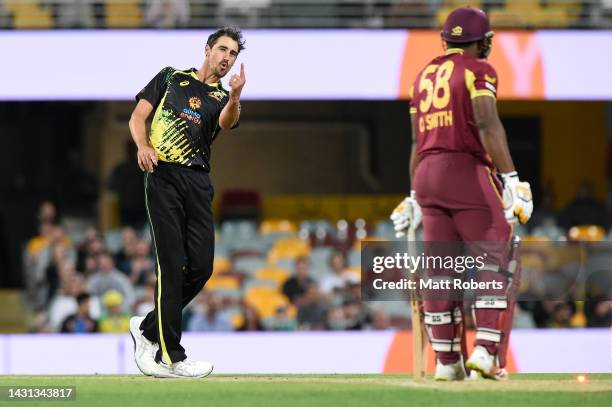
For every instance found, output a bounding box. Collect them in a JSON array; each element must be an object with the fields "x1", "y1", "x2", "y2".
[{"x1": 409, "y1": 48, "x2": 498, "y2": 167}]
